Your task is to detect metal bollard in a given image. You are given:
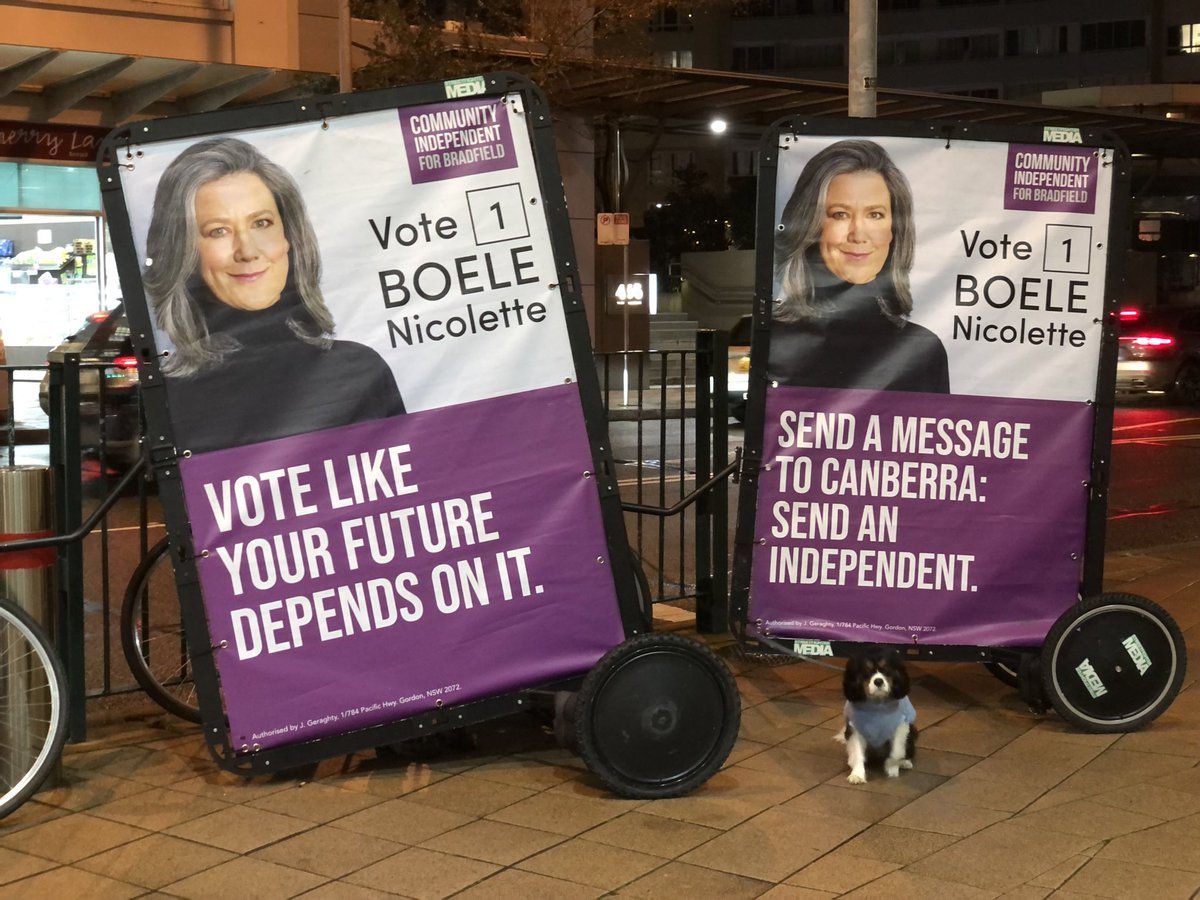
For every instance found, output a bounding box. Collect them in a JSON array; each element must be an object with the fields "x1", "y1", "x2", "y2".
[{"x1": 0, "y1": 466, "x2": 57, "y2": 789}]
